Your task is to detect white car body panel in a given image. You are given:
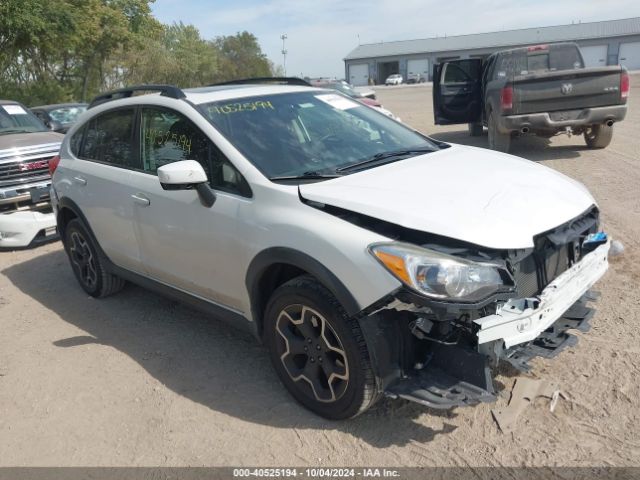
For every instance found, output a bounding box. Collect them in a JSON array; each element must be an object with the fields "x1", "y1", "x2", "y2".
[
  {"x1": 299, "y1": 144, "x2": 595, "y2": 249},
  {"x1": 0, "y1": 209, "x2": 56, "y2": 248},
  {"x1": 475, "y1": 242, "x2": 609, "y2": 348}
]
